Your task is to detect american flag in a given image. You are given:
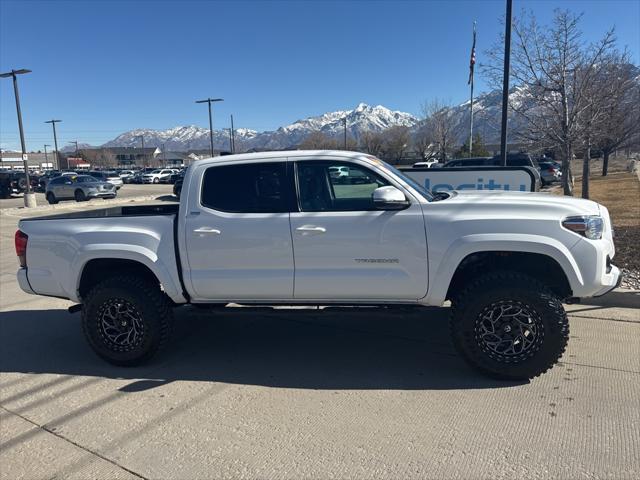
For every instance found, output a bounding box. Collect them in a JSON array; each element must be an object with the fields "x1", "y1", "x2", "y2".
[{"x1": 468, "y1": 23, "x2": 476, "y2": 85}]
